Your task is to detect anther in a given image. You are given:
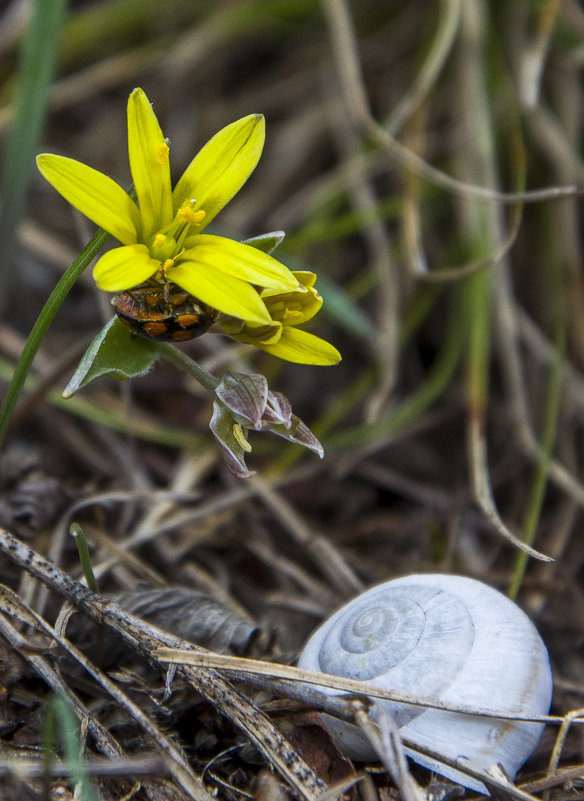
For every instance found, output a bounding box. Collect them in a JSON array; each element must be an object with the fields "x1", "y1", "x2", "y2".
[
  {"x1": 233, "y1": 423, "x2": 252, "y2": 452},
  {"x1": 283, "y1": 308, "x2": 303, "y2": 321},
  {"x1": 156, "y1": 143, "x2": 170, "y2": 164},
  {"x1": 177, "y1": 206, "x2": 206, "y2": 225}
]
